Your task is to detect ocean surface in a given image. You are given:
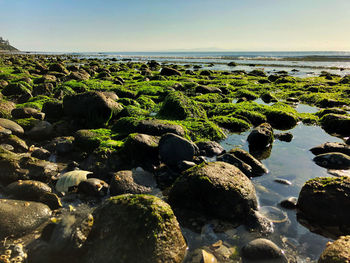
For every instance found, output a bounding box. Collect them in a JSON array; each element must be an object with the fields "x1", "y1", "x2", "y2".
[{"x1": 37, "y1": 51, "x2": 350, "y2": 77}]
